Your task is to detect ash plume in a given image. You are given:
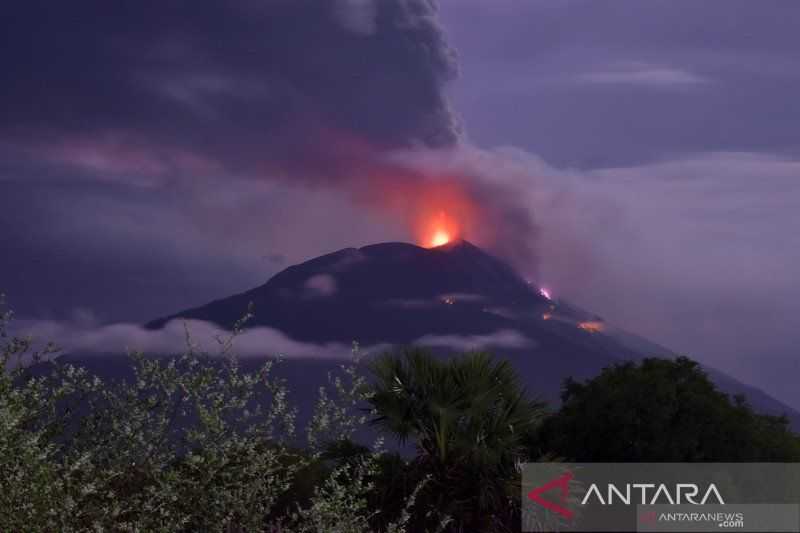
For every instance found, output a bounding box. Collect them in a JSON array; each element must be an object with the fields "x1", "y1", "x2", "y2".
[{"x1": 1, "y1": 0, "x2": 544, "y2": 319}]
